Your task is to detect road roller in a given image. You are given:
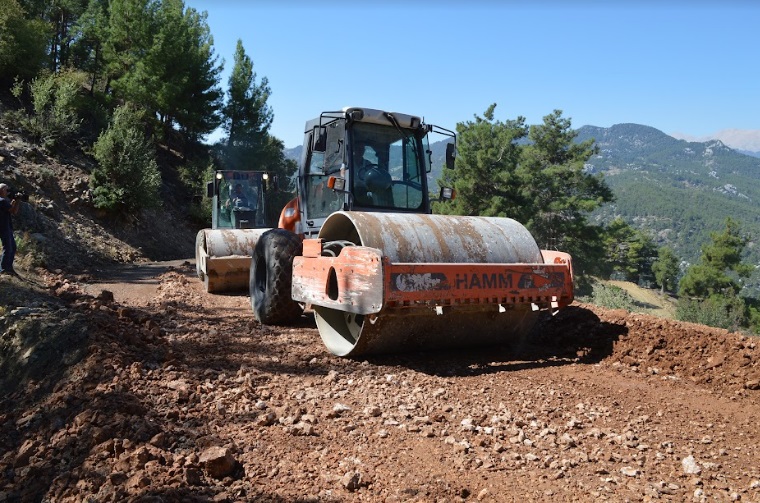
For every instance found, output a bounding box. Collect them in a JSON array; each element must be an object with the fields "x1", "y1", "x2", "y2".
[
  {"x1": 195, "y1": 170, "x2": 273, "y2": 292},
  {"x1": 250, "y1": 107, "x2": 574, "y2": 356}
]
